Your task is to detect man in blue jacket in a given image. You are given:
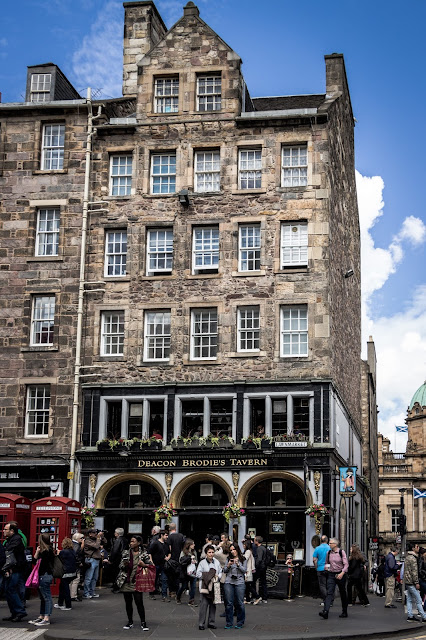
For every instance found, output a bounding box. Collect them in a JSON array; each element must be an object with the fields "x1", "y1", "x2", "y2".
[
  {"x1": 384, "y1": 546, "x2": 398, "y2": 608},
  {"x1": 313, "y1": 535, "x2": 331, "y2": 605}
]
